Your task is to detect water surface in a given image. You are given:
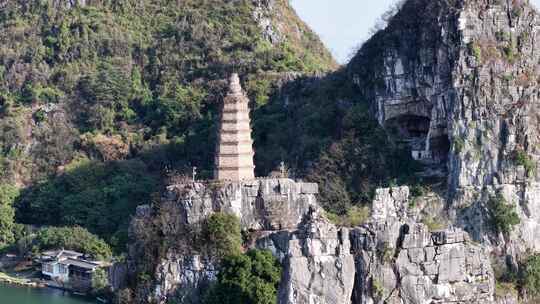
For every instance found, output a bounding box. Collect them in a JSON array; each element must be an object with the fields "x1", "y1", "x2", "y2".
[{"x1": 0, "y1": 283, "x2": 97, "y2": 304}]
